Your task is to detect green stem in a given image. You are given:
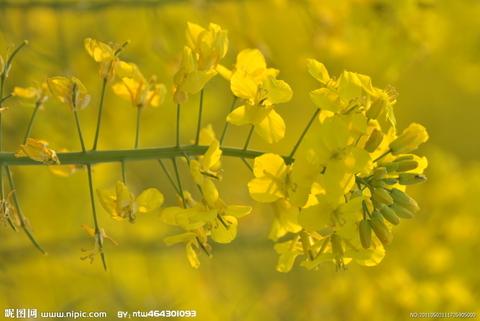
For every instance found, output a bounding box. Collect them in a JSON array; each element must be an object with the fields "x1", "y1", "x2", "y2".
[
  {"x1": 5, "y1": 166, "x2": 46, "y2": 254},
  {"x1": 195, "y1": 89, "x2": 204, "y2": 145},
  {"x1": 171, "y1": 157, "x2": 186, "y2": 208},
  {"x1": 0, "y1": 165, "x2": 17, "y2": 231},
  {"x1": 241, "y1": 158, "x2": 253, "y2": 172},
  {"x1": 373, "y1": 149, "x2": 391, "y2": 163},
  {"x1": 73, "y1": 109, "x2": 86, "y2": 152},
  {"x1": 134, "y1": 107, "x2": 142, "y2": 149},
  {"x1": 157, "y1": 160, "x2": 180, "y2": 195},
  {"x1": 0, "y1": 145, "x2": 294, "y2": 165},
  {"x1": 289, "y1": 108, "x2": 320, "y2": 158},
  {"x1": 0, "y1": 94, "x2": 12, "y2": 104},
  {"x1": 219, "y1": 96, "x2": 237, "y2": 146},
  {"x1": 92, "y1": 78, "x2": 107, "y2": 151},
  {"x1": 23, "y1": 101, "x2": 41, "y2": 144},
  {"x1": 176, "y1": 104, "x2": 181, "y2": 147},
  {"x1": 243, "y1": 125, "x2": 255, "y2": 150},
  {"x1": 86, "y1": 164, "x2": 107, "y2": 270}
]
